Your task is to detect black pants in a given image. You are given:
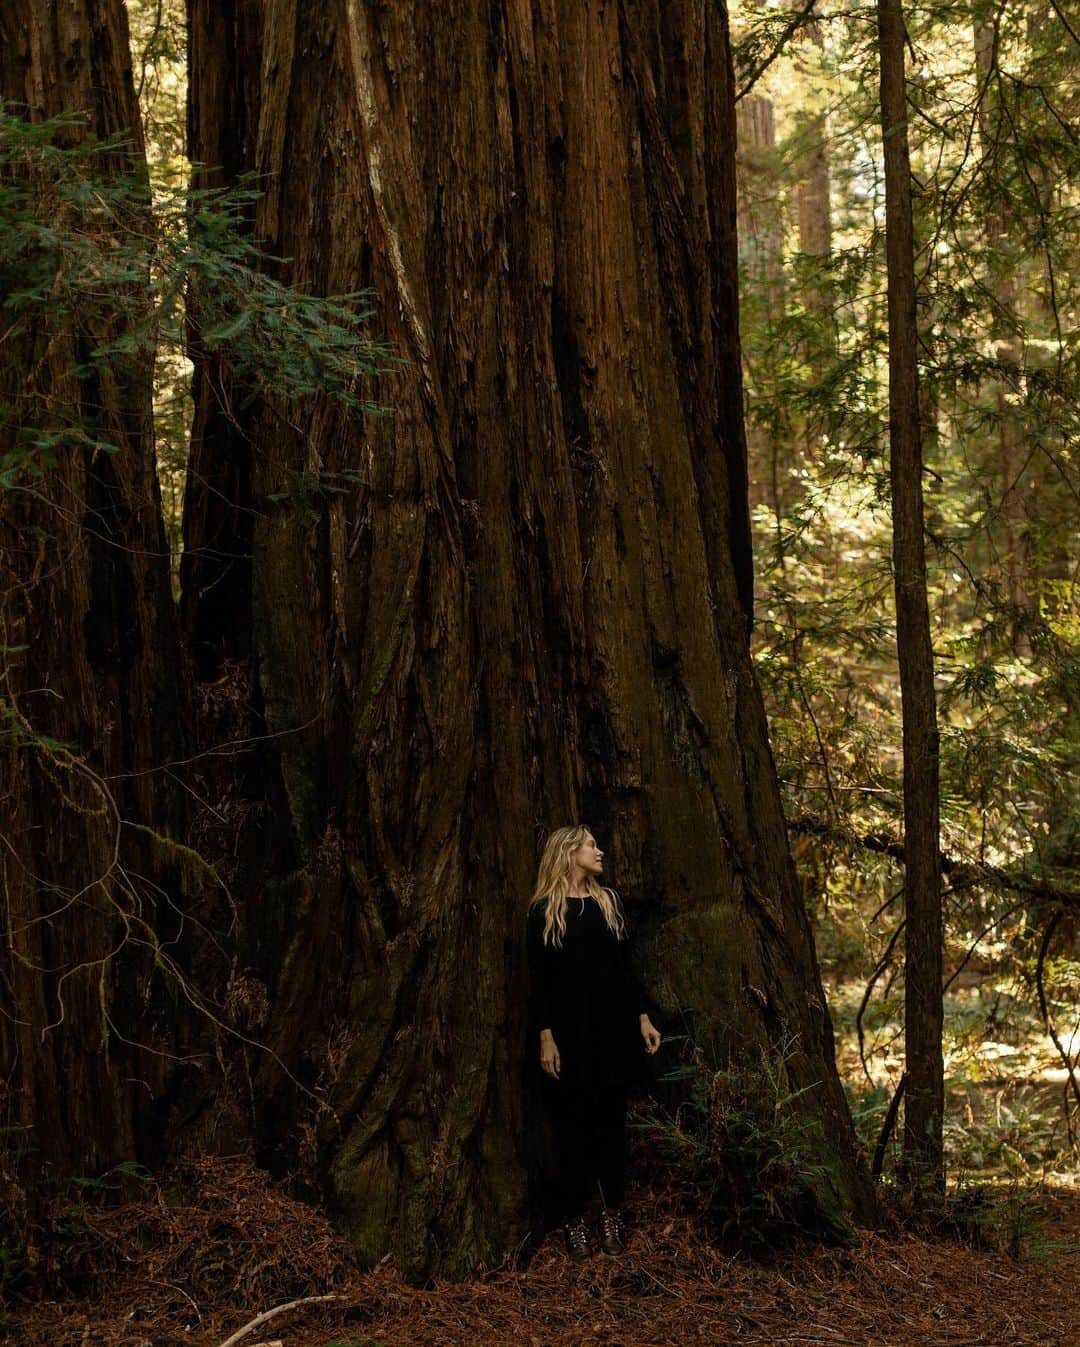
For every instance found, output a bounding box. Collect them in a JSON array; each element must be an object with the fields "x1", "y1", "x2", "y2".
[{"x1": 548, "y1": 1082, "x2": 629, "y2": 1227}]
